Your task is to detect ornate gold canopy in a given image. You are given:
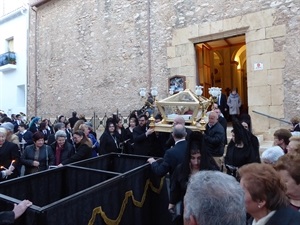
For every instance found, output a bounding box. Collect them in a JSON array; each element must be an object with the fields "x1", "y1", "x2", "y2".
[{"x1": 151, "y1": 89, "x2": 213, "y2": 132}]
